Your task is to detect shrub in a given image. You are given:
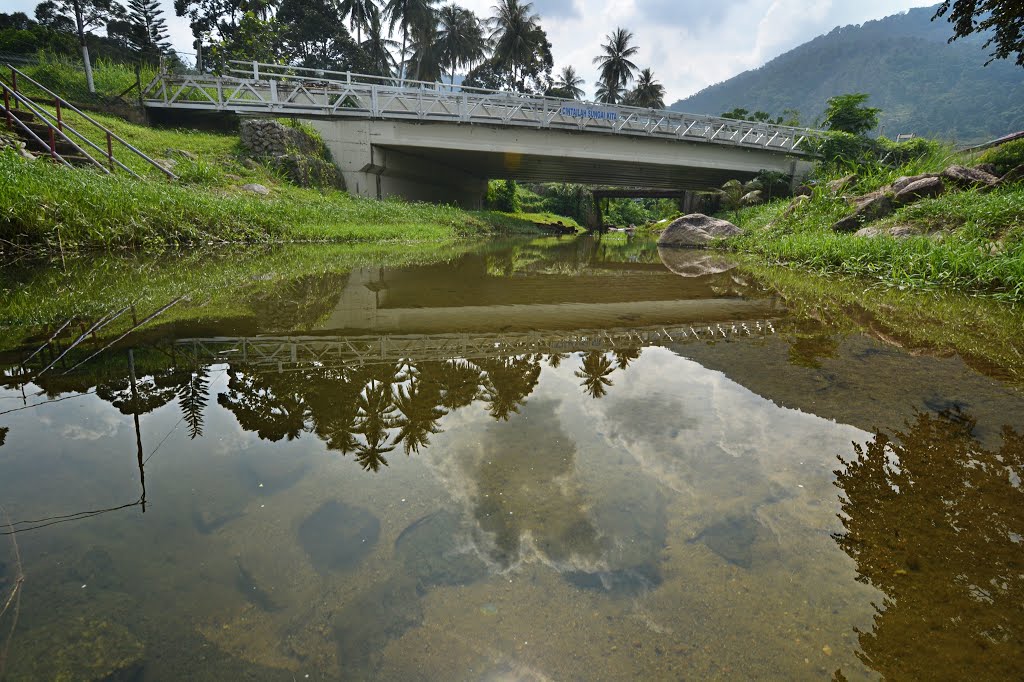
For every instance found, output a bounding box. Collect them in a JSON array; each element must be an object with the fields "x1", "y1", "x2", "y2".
[{"x1": 978, "y1": 138, "x2": 1024, "y2": 176}]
